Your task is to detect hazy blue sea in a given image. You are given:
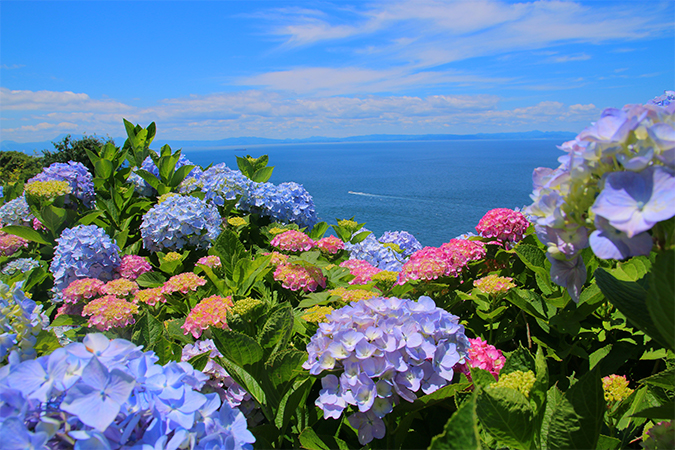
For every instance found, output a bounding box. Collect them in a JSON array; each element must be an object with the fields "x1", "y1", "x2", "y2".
[{"x1": 182, "y1": 140, "x2": 564, "y2": 247}]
